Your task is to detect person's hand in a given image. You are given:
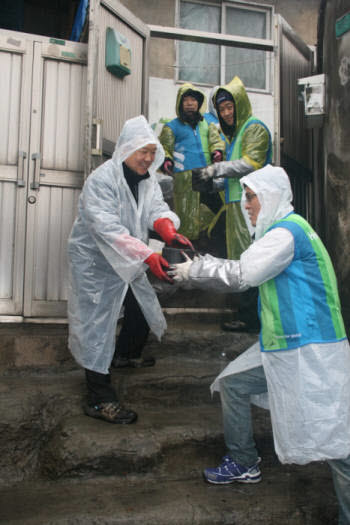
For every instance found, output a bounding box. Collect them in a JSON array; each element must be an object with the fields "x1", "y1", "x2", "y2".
[
  {"x1": 212, "y1": 150, "x2": 223, "y2": 163},
  {"x1": 192, "y1": 165, "x2": 217, "y2": 184},
  {"x1": 193, "y1": 160, "x2": 252, "y2": 184},
  {"x1": 172, "y1": 232, "x2": 195, "y2": 250},
  {"x1": 145, "y1": 253, "x2": 173, "y2": 283},
  {"x1": 168, "y1": 253, "x2": 194, "y2": 282},
  {"x1": 162, "y1": 159, "x2": 174, "y2": 175},
  {"x1": 153, "y1": 218, "x2": 194, "y2": 250}
]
